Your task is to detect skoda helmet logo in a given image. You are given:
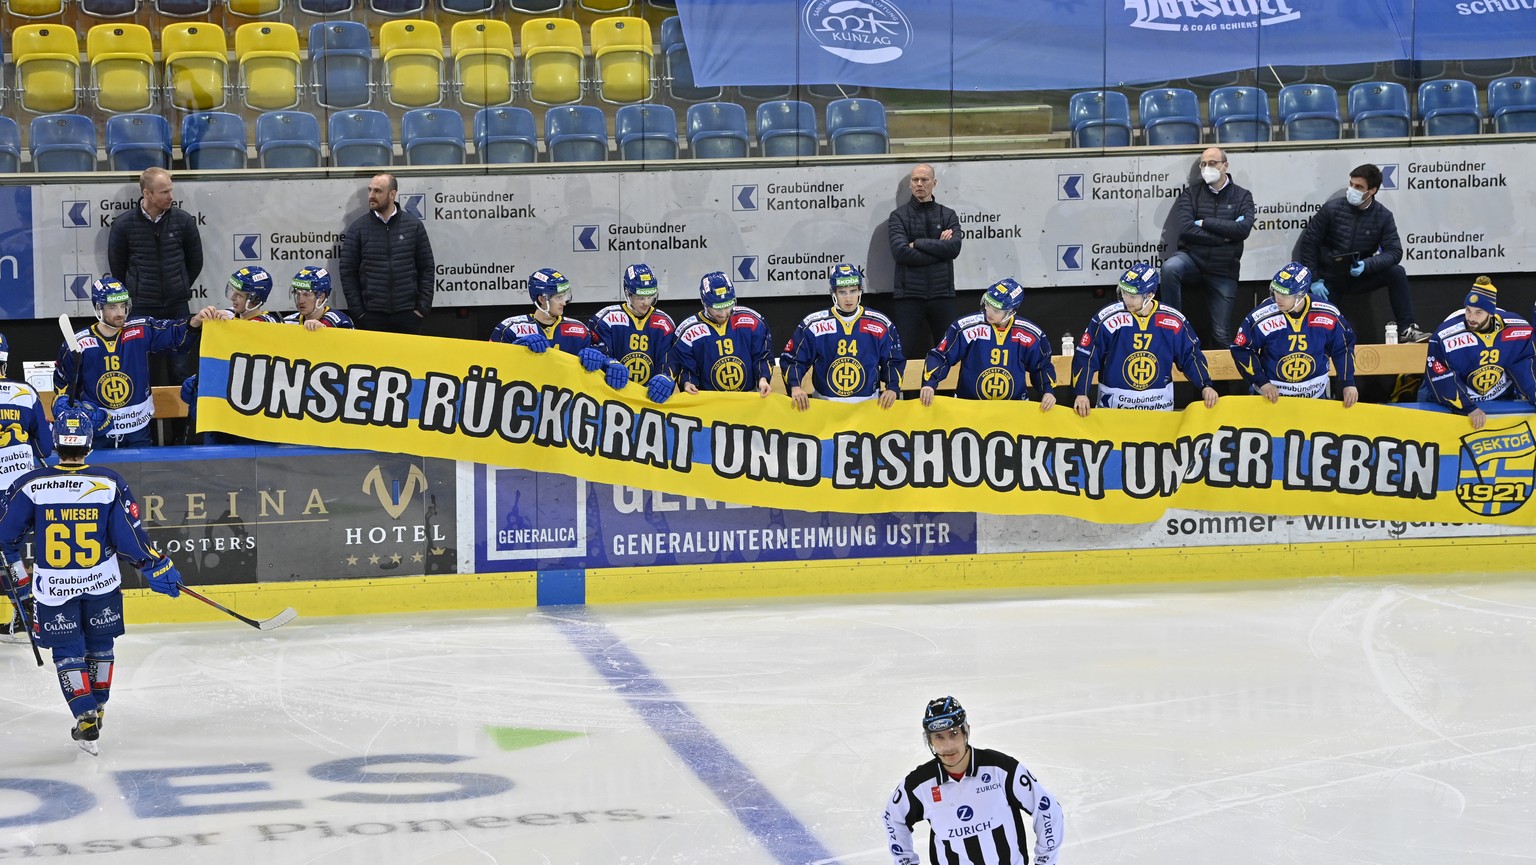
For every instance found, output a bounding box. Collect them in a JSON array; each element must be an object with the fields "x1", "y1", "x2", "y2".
[{"x1": 803, "y1": 0, "x2": 911, "y2": 65}]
